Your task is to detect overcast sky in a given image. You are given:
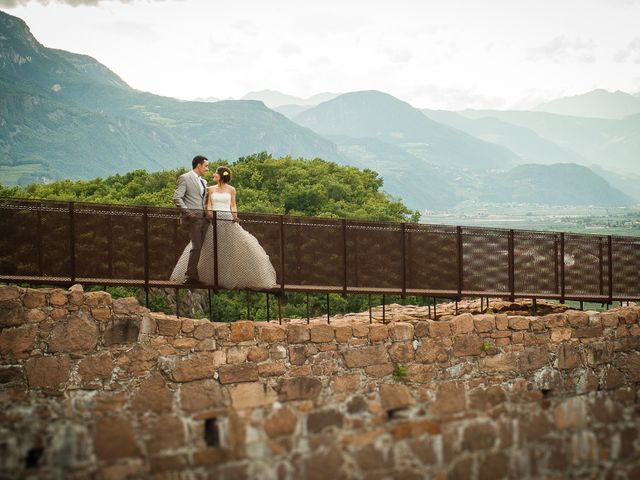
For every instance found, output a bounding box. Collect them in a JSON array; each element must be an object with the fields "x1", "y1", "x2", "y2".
[{"x1": 2, "y1": 0, "x2": 640, "y2": 110}]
